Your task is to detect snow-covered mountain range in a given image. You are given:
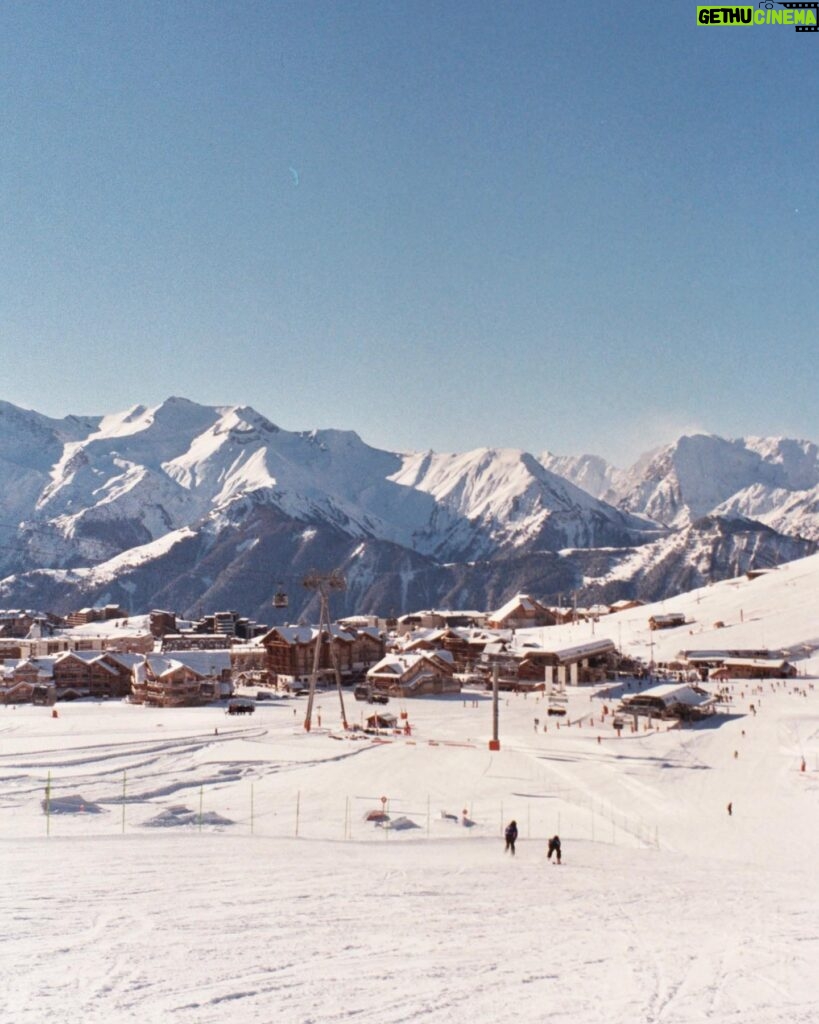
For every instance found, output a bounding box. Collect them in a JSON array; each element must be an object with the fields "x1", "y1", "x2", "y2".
[{"x1": 0, "y1": 398, "x2": 815, "y2": 619}]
